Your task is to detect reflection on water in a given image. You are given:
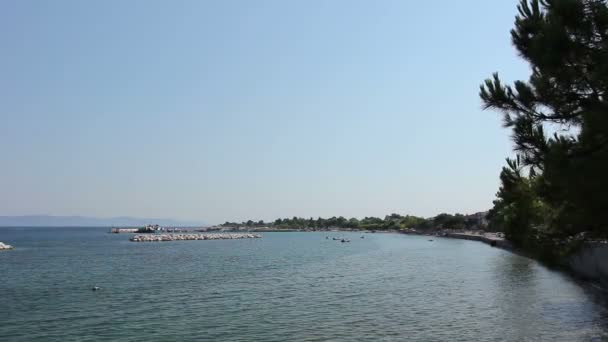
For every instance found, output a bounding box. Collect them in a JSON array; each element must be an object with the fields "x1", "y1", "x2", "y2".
[{"x1": 1, "y1": 228, "x2": 607, "y2": 341}]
